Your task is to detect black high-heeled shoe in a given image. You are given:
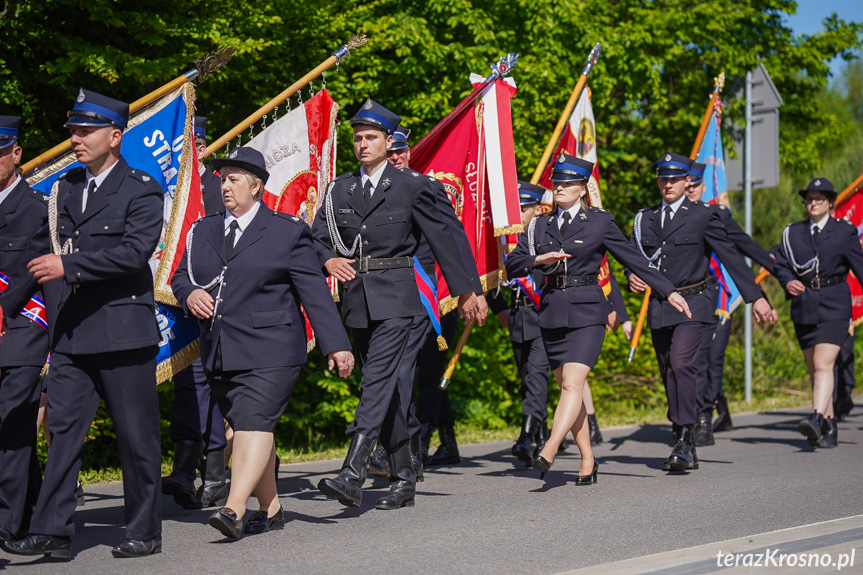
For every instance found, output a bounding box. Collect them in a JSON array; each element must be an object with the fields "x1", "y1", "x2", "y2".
[
  {"x1": 574, "y1": 460, "x2": 599, "y2": 486},
  {"x1": 532, "y1": 455, "x2": 552, "y2": 479}
]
